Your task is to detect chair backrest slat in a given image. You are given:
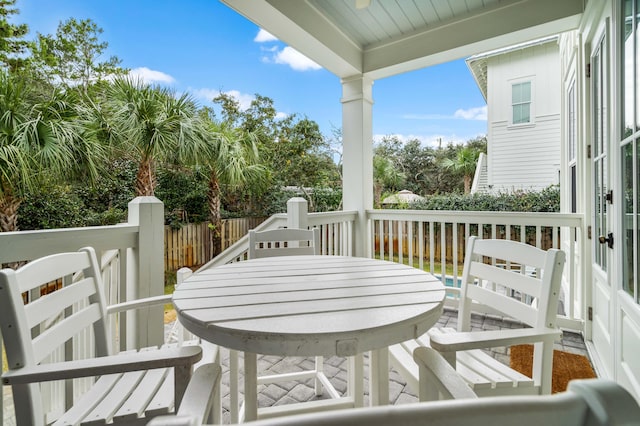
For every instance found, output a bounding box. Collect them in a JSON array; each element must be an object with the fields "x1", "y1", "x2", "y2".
[
  {"x1": 32, "y1": 304, "x2": 103, "y2": 364},
  {"x1": 248, "y1": 228, "x2": 321, "y2": 259},
  {"x1": 466, "y1": 284, "x2": 538, "y2": 326},
  {"x1": 25, "y1": 276, "x2": 97, "y2": 329},
  {"x1": 469, "y1": 262, "x2": 543, "y2": 299},
  {"x1": 470, "y1": 239, "x2": 547, "y2": 268},
  {"x1": 14, "y1": 251, "x2": 92, "y2": 294}
]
